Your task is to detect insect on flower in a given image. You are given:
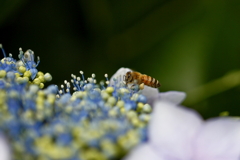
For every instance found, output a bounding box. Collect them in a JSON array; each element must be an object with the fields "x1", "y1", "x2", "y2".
[{"x1": 124, "y1": 71, "x2": 161, "y2": 88}]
